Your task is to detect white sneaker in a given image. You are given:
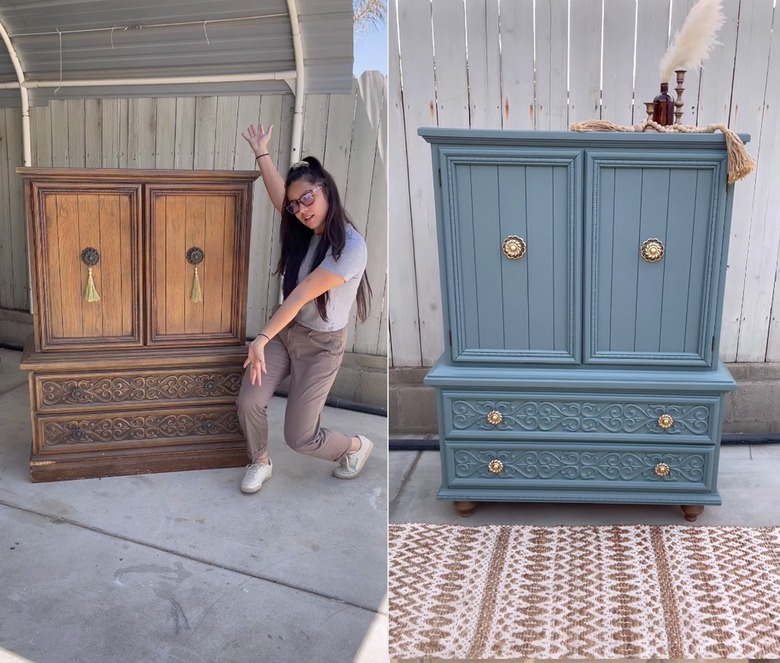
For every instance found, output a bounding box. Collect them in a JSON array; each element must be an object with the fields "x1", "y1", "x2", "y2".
[
  {"x1": 333, "y1": 435, "x2": 373, "y2": 479},
  {"x1": 240, "y1": 459, "x2": 272, "y2": 493}
]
